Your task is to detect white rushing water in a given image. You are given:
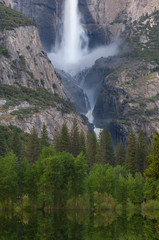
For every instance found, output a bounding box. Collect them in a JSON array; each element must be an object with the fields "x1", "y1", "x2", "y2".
[
  {"x1": 48, "y1": 0, "x2": 119, "y2": 75},
  {"x1": 49, "y1": 0, "x2": 88, "y2": 74},
  {"x1": 62, "y1": 0, "x2": 88, "y2": 64},
  {"x1": 48, "y1": 0, "x2": 119, "y2": 134},
  {"x1": 86, "y1": 109, "x2": 102, "y2": 138}
]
